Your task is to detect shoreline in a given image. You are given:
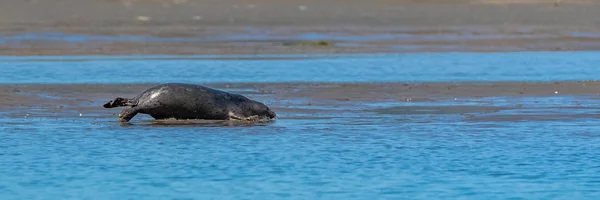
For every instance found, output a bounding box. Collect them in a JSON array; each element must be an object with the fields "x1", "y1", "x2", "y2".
[
  {"x1": 2, "y1": 25, "x2": 599, "y2": 56},
  {"x1": 1, "y1": 50, "x2": 597, "y2": 59}
]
